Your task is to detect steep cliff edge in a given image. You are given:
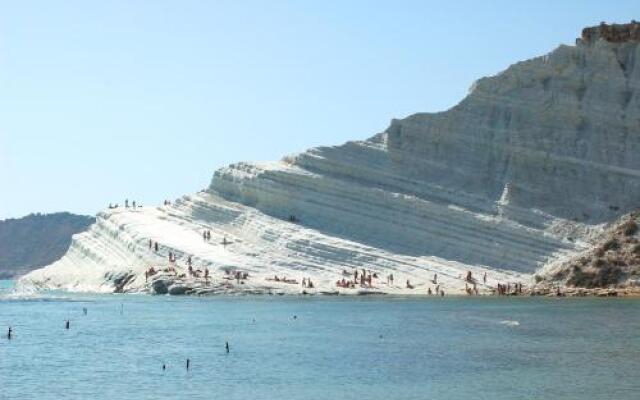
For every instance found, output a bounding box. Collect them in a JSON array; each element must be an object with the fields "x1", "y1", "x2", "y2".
[{"x1": 17, "y1": 23, "x2": 640, "y2": 295}]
